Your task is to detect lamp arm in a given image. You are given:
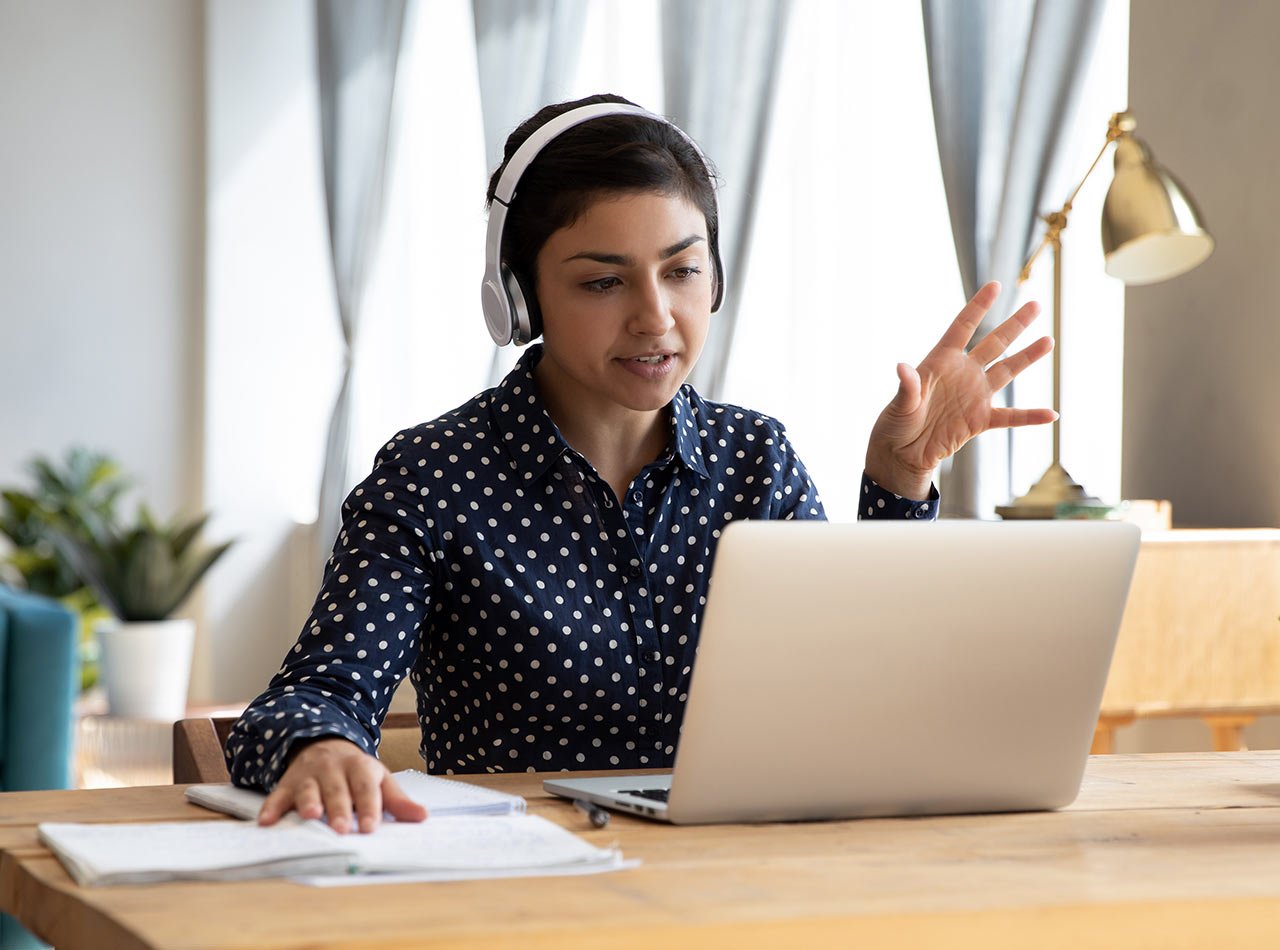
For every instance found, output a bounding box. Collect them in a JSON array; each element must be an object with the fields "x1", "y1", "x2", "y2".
[{"x1": 1018, "y1": 114, "x2": 1130, "y2": 284}]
